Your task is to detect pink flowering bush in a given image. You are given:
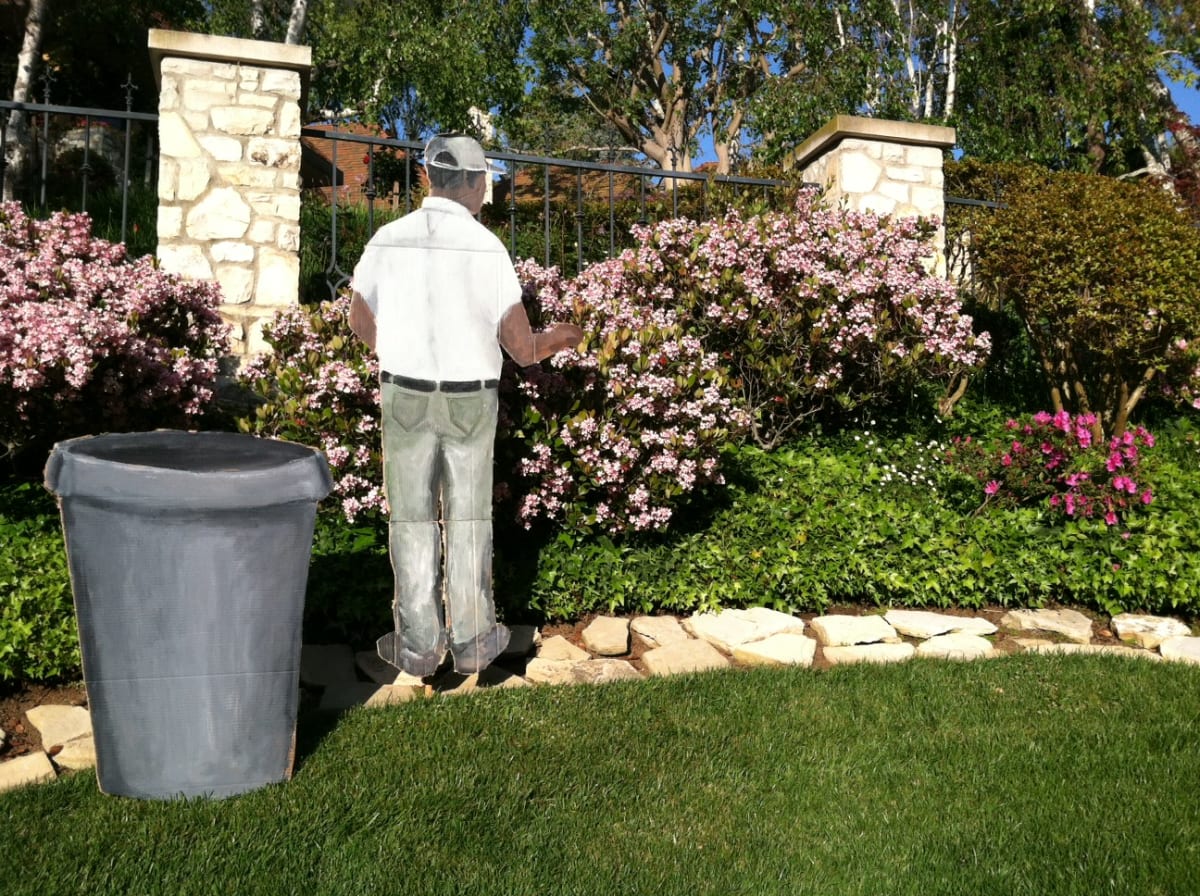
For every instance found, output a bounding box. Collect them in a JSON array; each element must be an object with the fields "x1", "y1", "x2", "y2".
[
  {"x1": 0, "y1": 202, "x2": 228, "y2": 464},
  {"x1": 946, "y1": 410, "x2": 1156, "y2": 526},
  {"x1": 499, "y1": 267, "x2": 749, "y2": 534},
  {"x1": 625, "y1": 189, "x2": 991, "y2": 447},
  {"x1": 237, "y1": 284, "x2": 745, "y2": 537},
  {"x1": 236, "y1": 294, "x2": 386, "y2": 523}
]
